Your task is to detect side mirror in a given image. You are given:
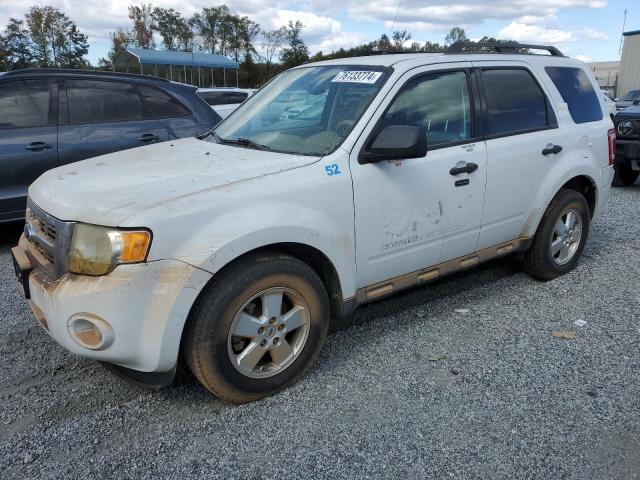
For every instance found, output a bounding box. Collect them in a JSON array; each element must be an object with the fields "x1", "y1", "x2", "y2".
[{"x1": 359, "y1": 125, "x2": 427, "y2": 164}]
